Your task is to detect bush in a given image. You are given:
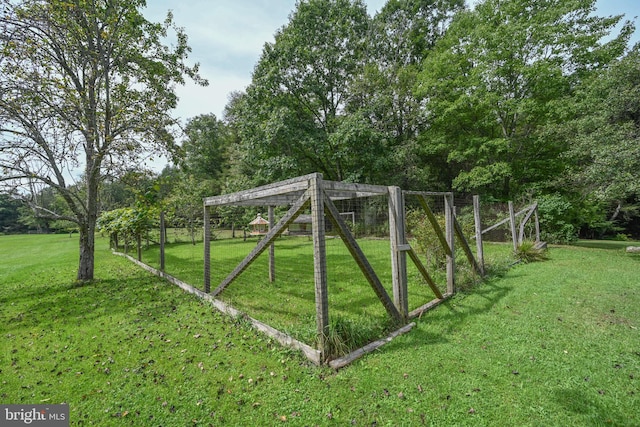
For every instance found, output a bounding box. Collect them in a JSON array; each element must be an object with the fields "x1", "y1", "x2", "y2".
[
  {"x1": 515, "y1": 240, "x2": 548, "y2": 263},
  {"x1": 537, "y1": 194, "x2": 580, "y2": 243}
]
